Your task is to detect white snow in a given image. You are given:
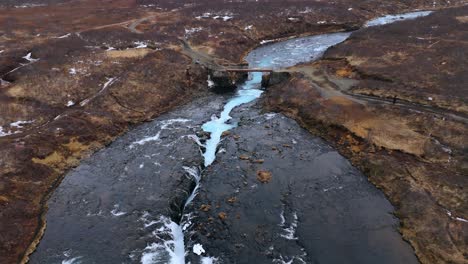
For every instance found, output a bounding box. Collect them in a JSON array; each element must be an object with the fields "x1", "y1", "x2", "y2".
[
  {"x1": 10, "y1": 120, "x2": 33, "y2": 128},
  {"x1": 207, "y1": 75, "x2": 215, "y2": 88},
  {"x1": 0, "y1": 127, "x2": 15, "y2": 137},
  {"x1": 193, "y1": 243, "x2": 205, "y2": 255},
  {"x1": 198, "y1": 12, "x2": 234, "y2": 21},
  {"x1": 15, "y1": 3, "x2": 46, "y2": 8},
  {"x1": 66, "y1": 100, "x2": 75, "y2": 107},
  {"x1": 260, "y1": 39, "x2": 275, "y2": 45},
  {"x1": 57, "y1": 33, "x2": 71, "y2": 39},
  {"x1": 69, "y1": 68, "x2": 77, "y2": 75},
  {"x1": 447, "y1": 210, "x2": 468, "y2": 223},
  {"x1": 23, "y1": 52, "x2": 39, "y2": 62},
  {"x1": 185, "y1": 27, "x2": 203, "y2": 36},
  {"x1": 0, "y1": 121, "x2": 34, "y2": 136},
  {"x1": 134, "y1": 41, "x2": 148, "y2": 49},
  {"x1": 428, "y1": 97, "x2": 433, "y2": 101},
  {"x1": 244, "y1": 25, "x2": 253, "y2": 30}
]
